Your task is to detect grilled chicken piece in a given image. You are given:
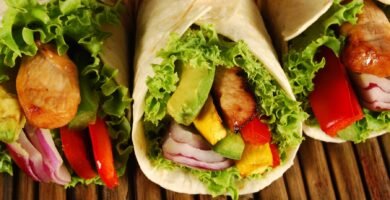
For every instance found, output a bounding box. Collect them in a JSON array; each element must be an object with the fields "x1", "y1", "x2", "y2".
[
  {"x1": 341, "y1": 0, "x2": 390, "y2": 77},
  {"x1": 341, "y1": 0, "x2": 390, "y2": 111},
  {"x1": 212, "y1": 67, "x2": 256, "y2": 131},
  {"x1": 16, "y1": 42, "x2": 80, "y2": 129}
]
